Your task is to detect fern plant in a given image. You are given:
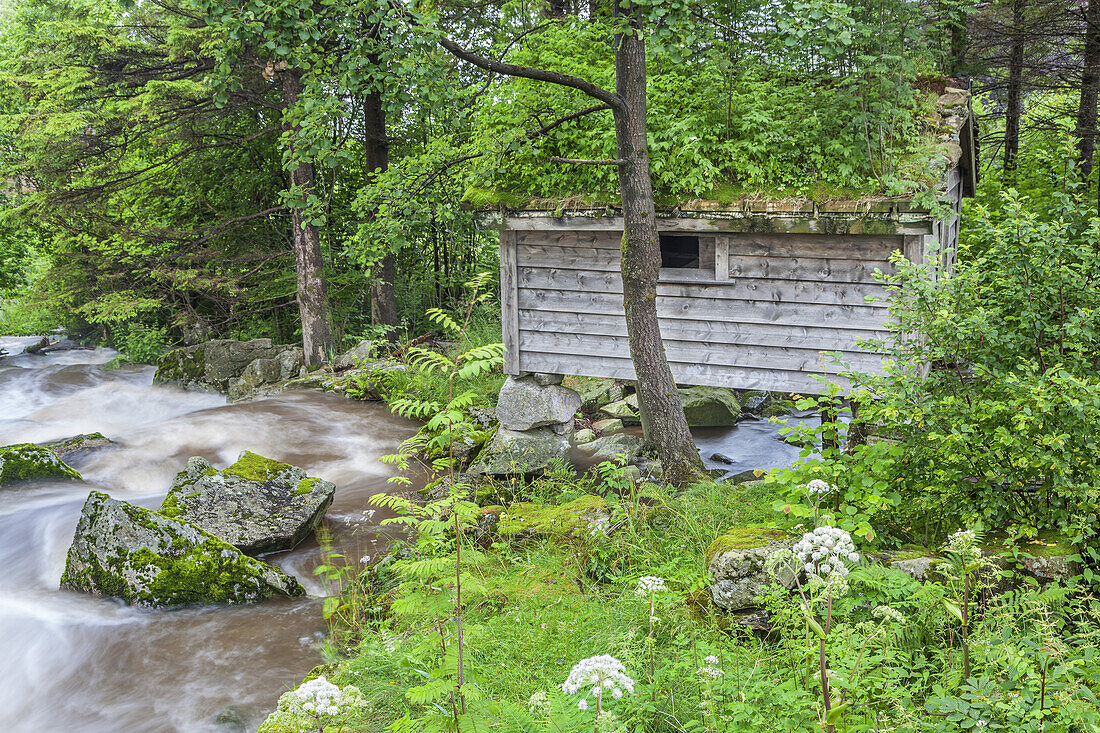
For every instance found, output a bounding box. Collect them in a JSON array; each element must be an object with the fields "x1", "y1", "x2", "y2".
[
  {"x1": 382, "y1": 272, "x2": 504, "y2": 481},
  {"x1": 369, "y1": 273, "x2": 504, "y2": 730}
]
